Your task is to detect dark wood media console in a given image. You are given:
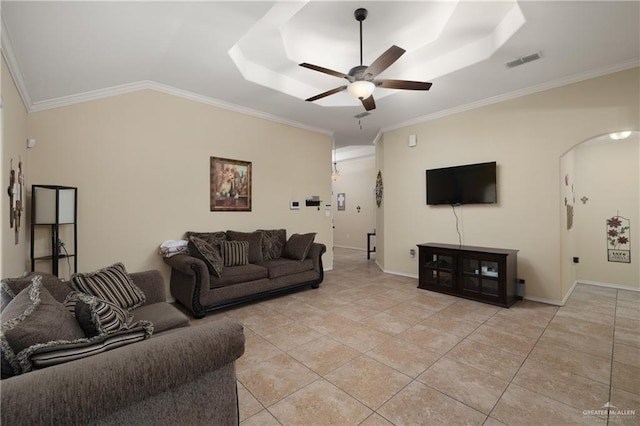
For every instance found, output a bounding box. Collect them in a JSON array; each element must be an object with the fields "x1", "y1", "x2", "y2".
[{"x1": 417, "y1": 243, "x2": 519, "y2": 307}]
